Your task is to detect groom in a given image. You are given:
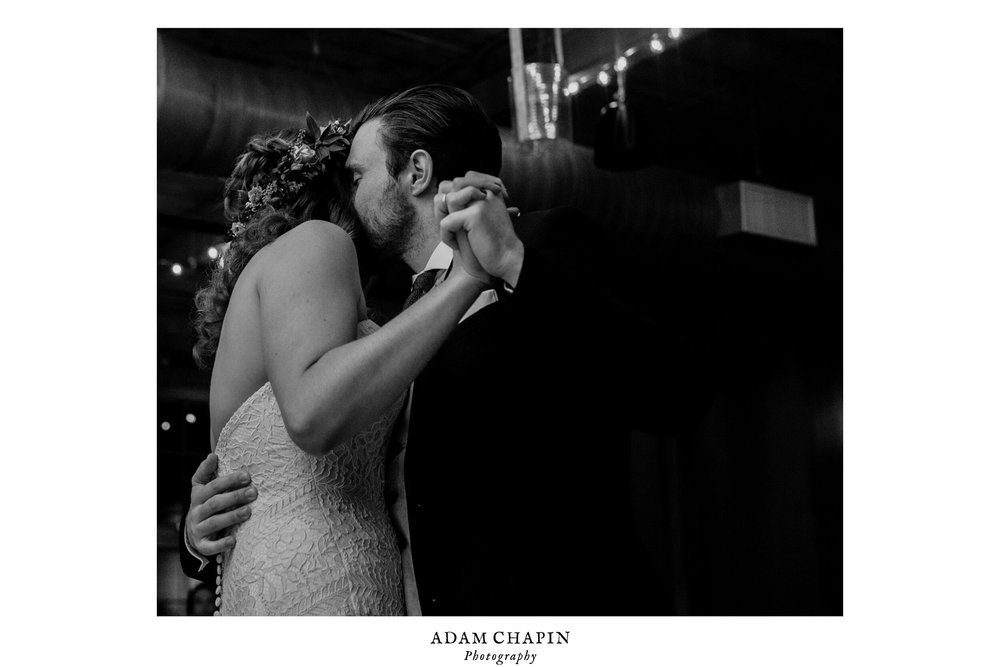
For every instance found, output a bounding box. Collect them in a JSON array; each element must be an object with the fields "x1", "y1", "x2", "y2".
[{"x1": 182, "y1": 84, "x2": 709, "y2": 614}]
